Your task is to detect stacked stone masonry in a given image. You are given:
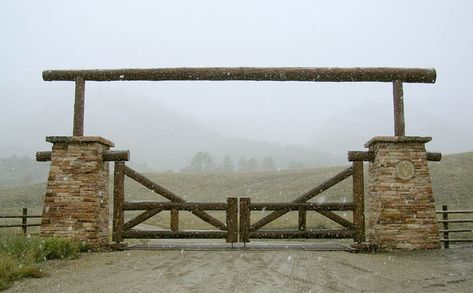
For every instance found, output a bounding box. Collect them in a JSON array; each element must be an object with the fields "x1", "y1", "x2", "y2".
[
  {"x1": 366, "y1": 136, "x2": 440, "y2": 250},
  {"x1": 41, "y1": 136, "x2": 113, "y2": 250}
]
